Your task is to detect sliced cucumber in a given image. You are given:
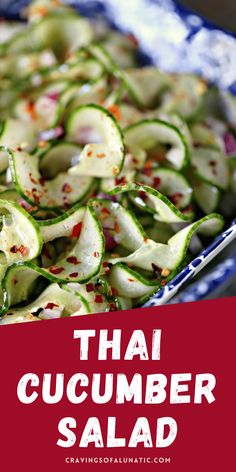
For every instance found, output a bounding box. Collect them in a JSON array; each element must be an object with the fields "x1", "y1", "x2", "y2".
[
  {"x1": 191, "y1": 147, "x2": 230, "y2": 190},
  {"x1": 124, "y1": 119, "x2": 189, "y2": 170},
  {"x1": 39, "y1": 204, "x2": 85, "y2": 243},
  {"x1": 14, "y1": 94, "x2": 62, "y2": 131},
  {"x1": 0, "y1": 199, "x2": 42, "y2": 264},
  {"x1": 161, "y1": 74, "x2": 207, "y2": 121},
  {"x1": 107, "y1": 214, "x2": 224, "y2": 272},
  {"x1": 9, "y1": 149, "x2": 95, "y2": 209},
  {"x1": 121, "y1": 67, "x2": 170, "y2": 108},
  {"x1": 137, "y1": 167, "x2": 192, "y2": 210},
  {"x1": 191, "y1": 122, "x2": 223, "y2": 149},
  {"x1": 90, "y1": 198, "x2": 146, "y2": 252},
  {"x1": 0, "y1": 120, "x2": 37, "y2": 173},
  {"x1": 64, "y1": 77, "x2": 107, "y2": 110},
  {"x1": 32, "y1": 13, "x2": 93, "y2": 61},
  {"x1": 109, "y1": 263, "x2": 160, "y2": 298},
  {"x1": 40, "y1": 205, "x2": 104, "y2": 283},
  {"x1": 192, "y1": 179, "x2": 220, "y2": 214},
  {"x1": 108, "y1": 184, "x2": 191, "y2": 223},
  {"x1": 66, "y1": 104, "x2": 125, "y2": 178}
]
